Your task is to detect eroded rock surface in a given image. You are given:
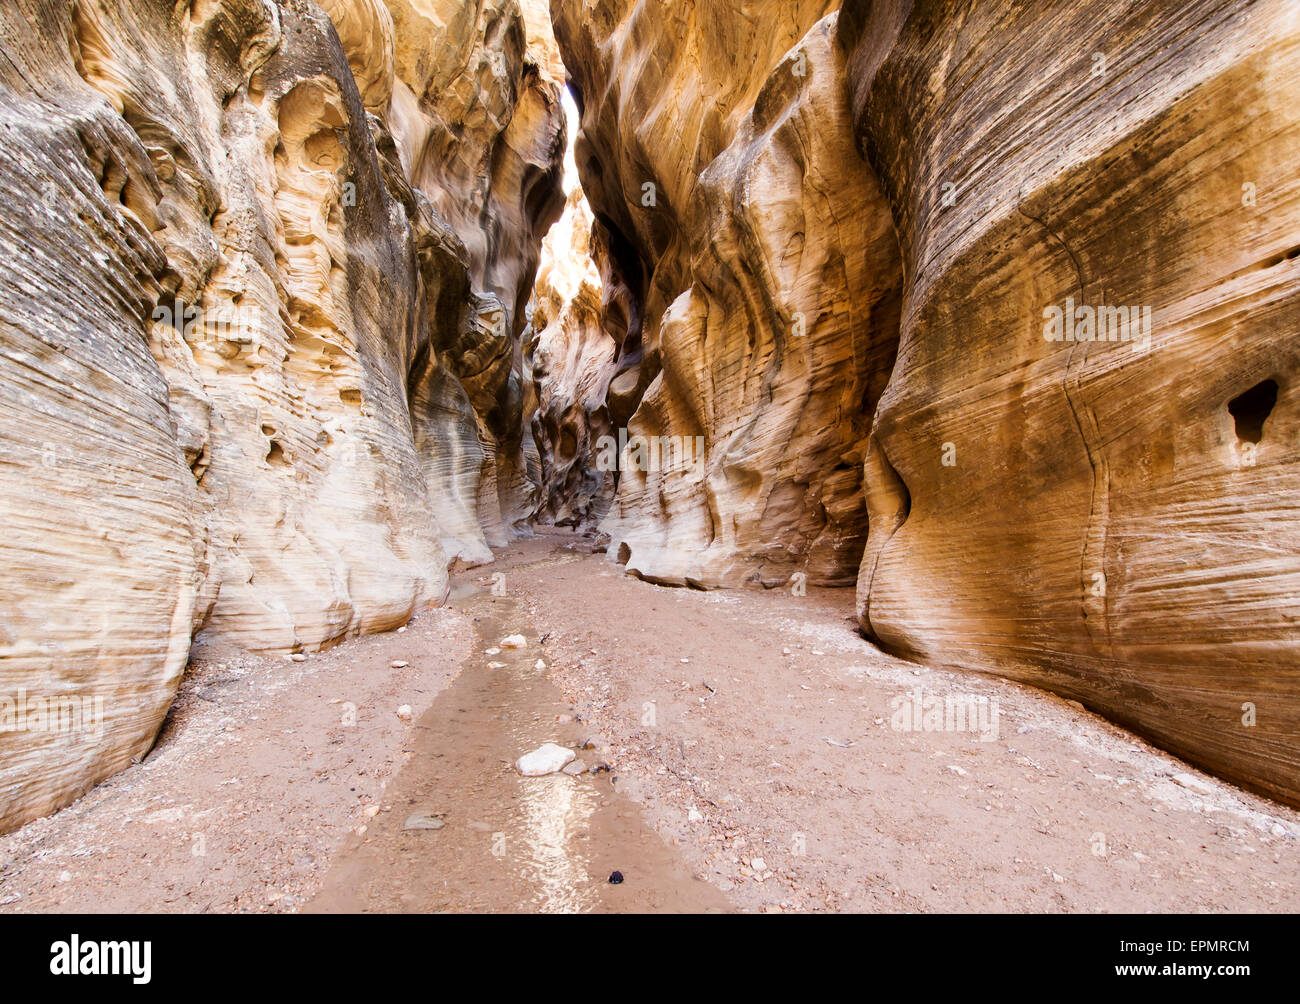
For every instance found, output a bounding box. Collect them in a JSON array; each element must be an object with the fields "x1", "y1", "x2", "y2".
[
  {"x1": 551, "y1": 0, "x2": 1300, "y2": 805},
  {"x1": 527, "y1": 186, "x2": 616, "y2": 528},
  {"x1": 0, "y1": 0, "x2": 562, "y2": 833},
  {"x1": 552, "y1": 1, "x2": 899, "y2": 587},
  {"x1": 383, "y1": 0, "x2": 567, "y2": 549},
  {"x1": 4, "y1": 0, "x2": 1299, "y2": 838},
  {"x1": 840, "y1": 0, "x2": 1300, "y2": 805}
]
